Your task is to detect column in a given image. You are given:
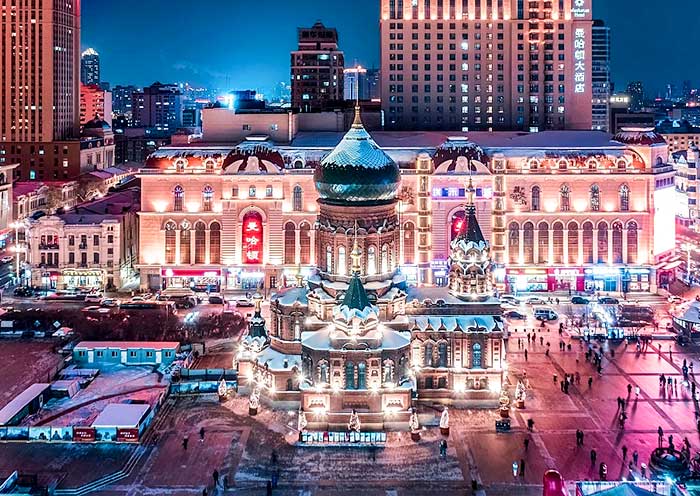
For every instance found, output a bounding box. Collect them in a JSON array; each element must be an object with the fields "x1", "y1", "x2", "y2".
[
  {"x1": 533, "y1": 228, "x2": 539, "y2": 265},
  {"x1": 205, "y1": 230, "x2": 211, "y2": 266},
  {"x1": 175, "y1": 231, "x2": 181, "y2": 265},
  {"x1": 592, "y1": 228, "x2": 598, "y2": 264},
  {"x1": 518, "y1": 229, "x2": 524, "y2": 264},
  {"x1": 578, "y1": 229, "x2": 583, "y2": 266},
  {"x1": 563, "y1": 228, "x2": 569, "y2": 267},
  {"x1": 295, "y1": 228, "x2": 301, "y2": 266},
  {"x1": 548, "y1": 228, "x2": 554, "y2": 266},
  {"x1": 608, "y1": 227, "x2": 613, "y2": 265},
  {"x1": 622, "y1": 228, "x2": 628, "y2": 265}
]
